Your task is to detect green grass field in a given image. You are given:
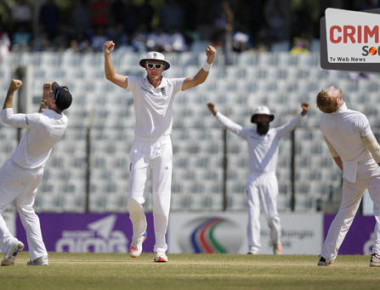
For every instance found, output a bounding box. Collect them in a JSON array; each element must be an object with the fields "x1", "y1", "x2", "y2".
[{"x1": 1, "y1": 253, "x2": 379, "y2": 290}]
